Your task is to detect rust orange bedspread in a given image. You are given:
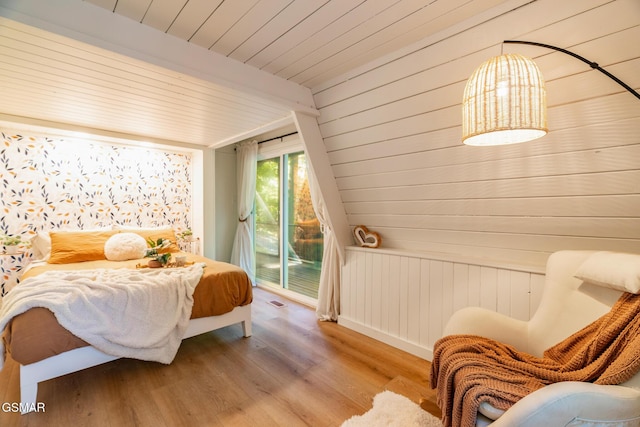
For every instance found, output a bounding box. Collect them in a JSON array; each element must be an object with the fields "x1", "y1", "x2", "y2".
[{"x1": 2, "y1": 253, "x2": 252, "y2": 365}]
